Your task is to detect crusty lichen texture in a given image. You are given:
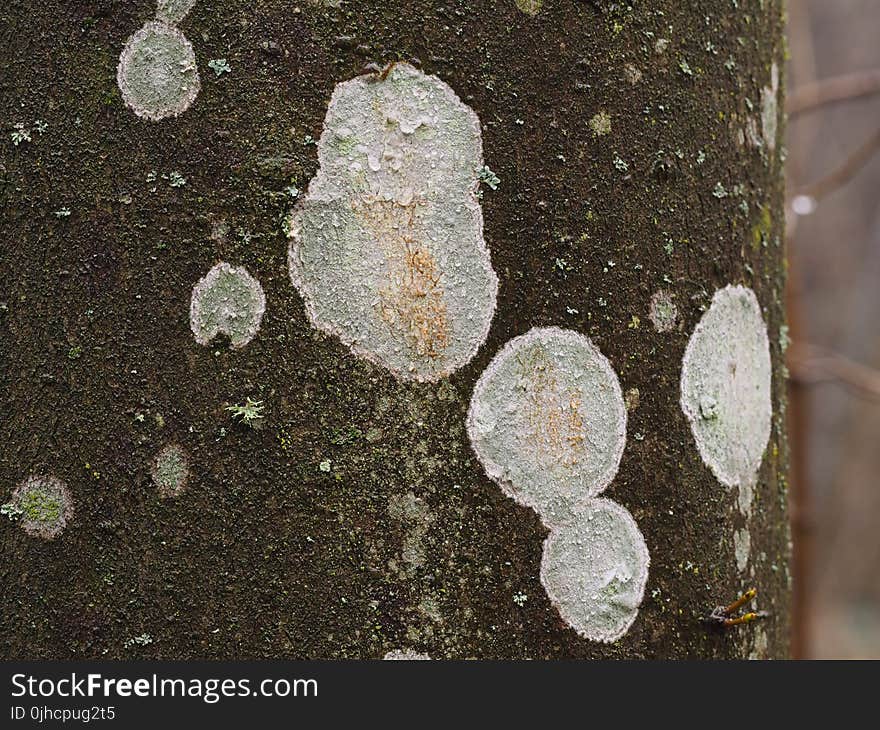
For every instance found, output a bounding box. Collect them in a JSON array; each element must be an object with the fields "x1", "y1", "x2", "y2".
[
  {"x1": 156, "y1": 0, "x2": 197, "y2": 25},
  {"x1": 467, "y1": 327, "x2": 626, "y2": 527},
  {"x1": 468, "y1": 327, "x2": 649, "y2": 642},
  {"x1": 189, "y1": 262, "x2": 266, "y2": 349},
  {"x1": 117, "y1": 21, "x2": 200, "y2": 122},
  {"x1": 288, "y1": 63, "x2": 498, "y2": 382},
  {"x1": 8, "y1": 475, "x2": 74, "y2": 540},
  {"x1": 680, "y1": 285, "x2": 772, "y2": 512},
  {"x1": 540, "y1": 499, "x2": 649, "y2": 643},
  {"x1": 151, "y1": 444, "x2": 190, "y2": 499}
]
